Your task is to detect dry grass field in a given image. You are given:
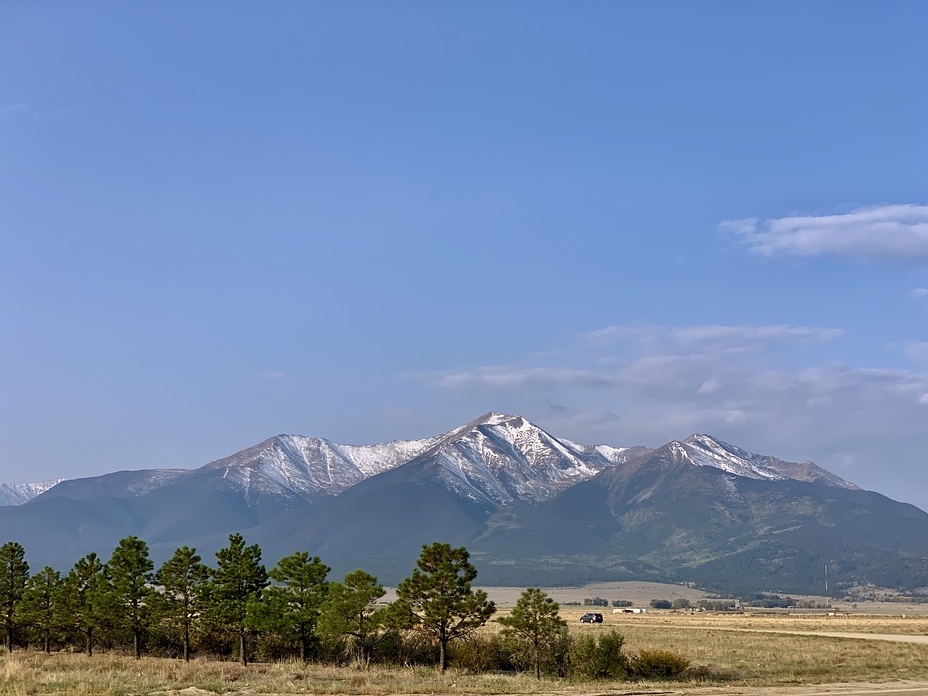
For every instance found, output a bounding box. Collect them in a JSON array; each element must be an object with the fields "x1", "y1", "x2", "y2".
[
  {"x1": 557, "y1": 607, "x2": 928, "y2": 683},
  {"x1": 3, "y1": 609, "x2": 928, "y2": 695}
]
